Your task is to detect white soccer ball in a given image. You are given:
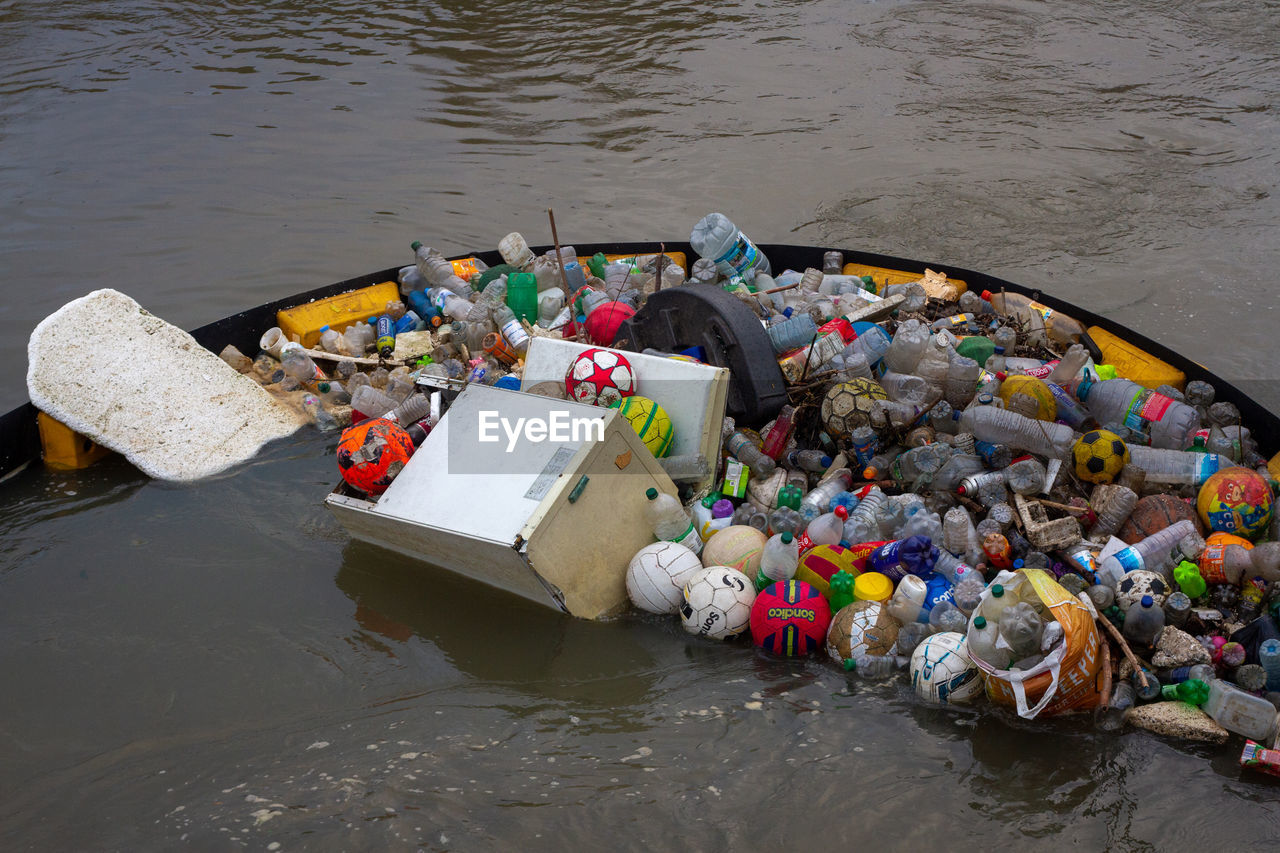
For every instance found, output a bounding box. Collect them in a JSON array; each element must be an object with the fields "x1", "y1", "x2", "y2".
[
  {"x1": 565, "y1": 347, "x2": 637, "y2": 407},
  {"x1": 910, "y1": 630, "x2": 983, "y2": 706},
  {"x1": 626, "y1": 541, "x2": 704, "y2": 614},
  {"x1": 679, "y1": 566, "x2": 755, "y2": 640}
]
